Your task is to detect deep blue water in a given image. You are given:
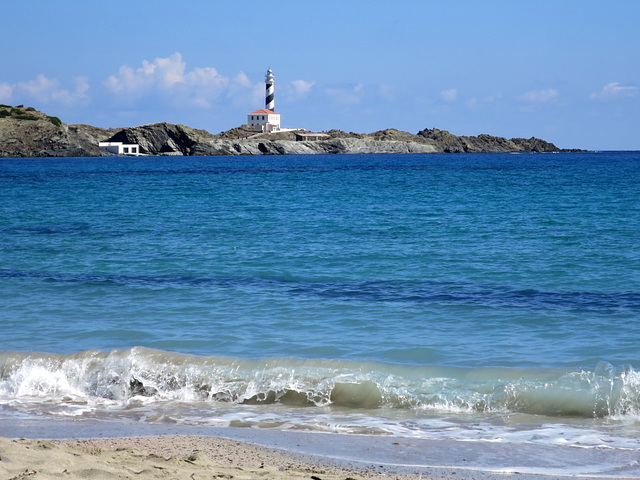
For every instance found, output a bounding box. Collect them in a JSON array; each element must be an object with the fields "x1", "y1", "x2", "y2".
[
  {"x1": 1, "y1": 152, "x2": 640, "y2": 475},
  {"x1": 2, "y1": 152, "x2": 639, "y2": 366}
]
